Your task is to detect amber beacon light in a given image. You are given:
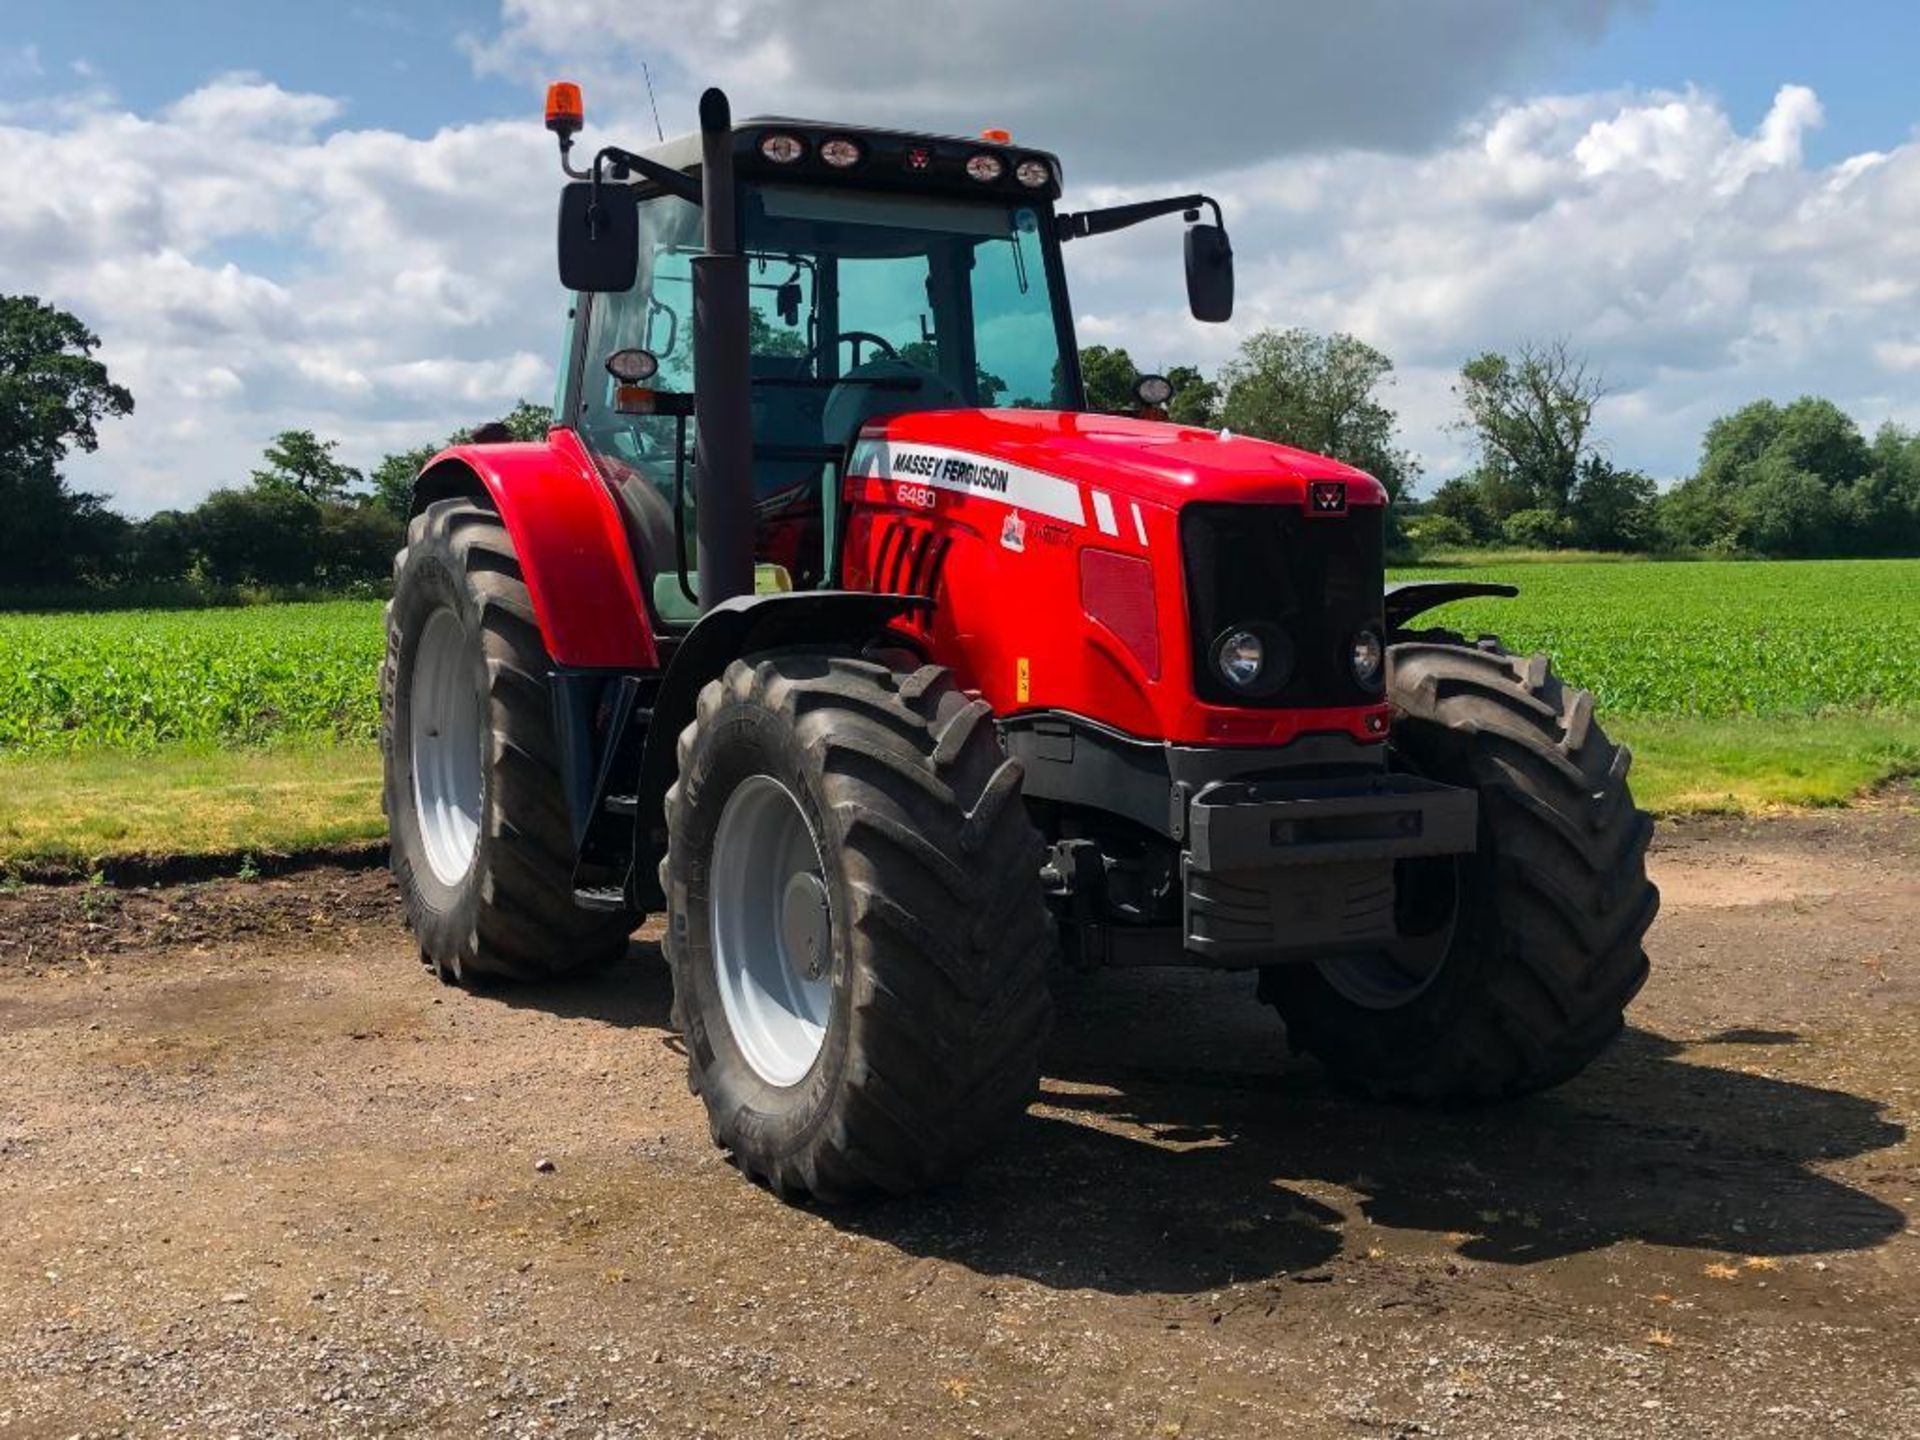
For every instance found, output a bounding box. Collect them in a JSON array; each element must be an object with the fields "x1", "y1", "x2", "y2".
[{"x1": 545, "y1": 81, "x2": 584, "y2": 137}]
